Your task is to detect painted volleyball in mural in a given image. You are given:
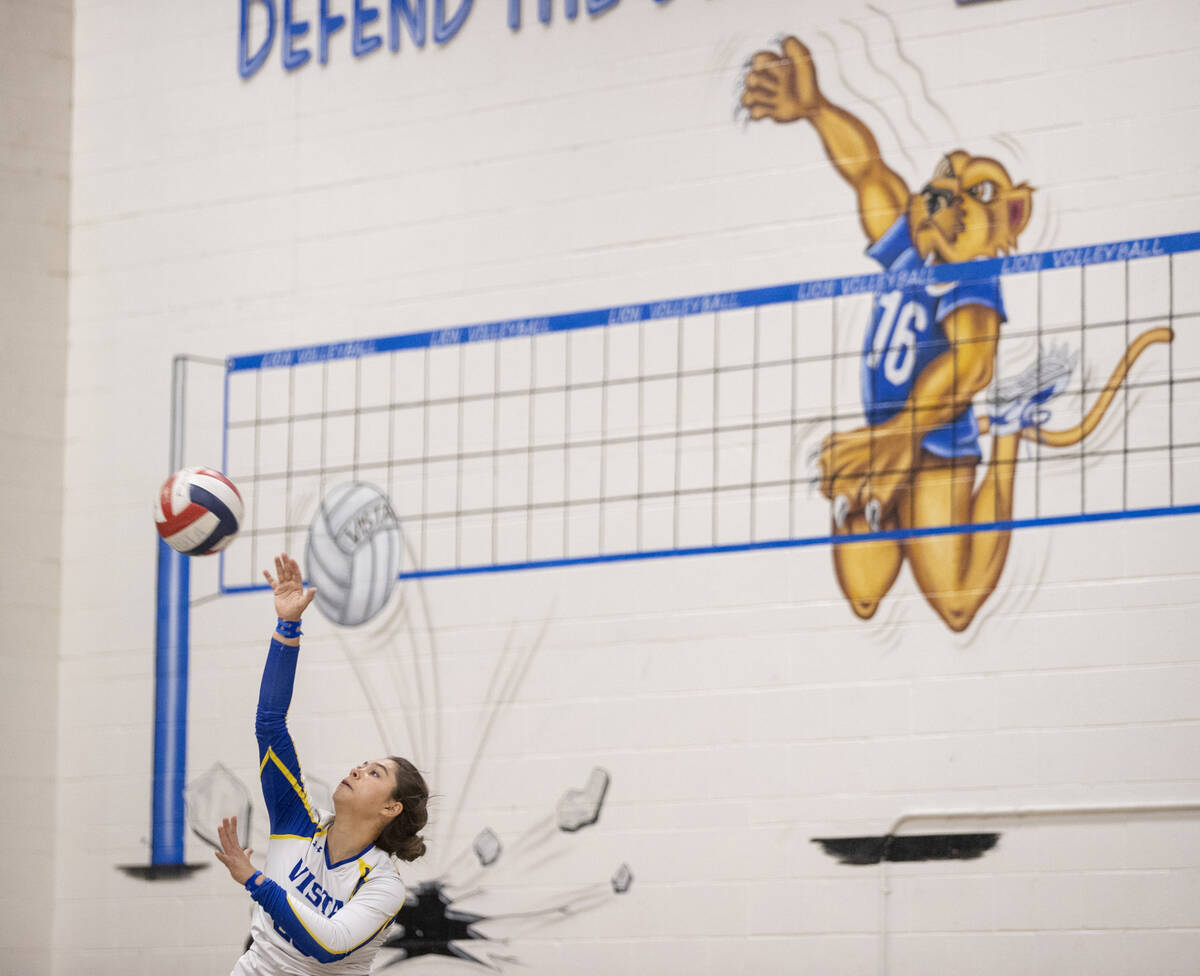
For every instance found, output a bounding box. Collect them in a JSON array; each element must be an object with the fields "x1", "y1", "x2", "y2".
[{"x1": 305, "y1": 481, "x2": 403, "y2": 627}]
